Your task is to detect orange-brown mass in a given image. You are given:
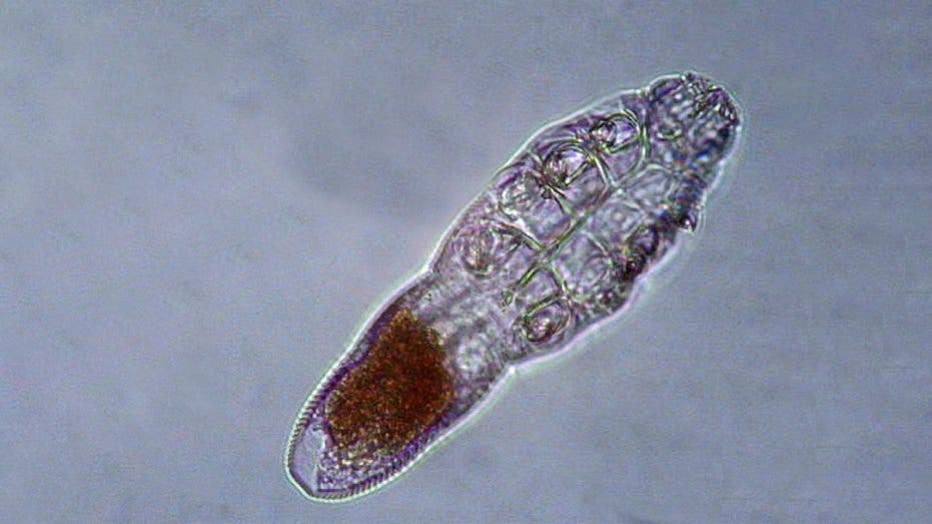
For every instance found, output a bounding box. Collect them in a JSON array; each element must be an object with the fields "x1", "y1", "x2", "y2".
[{"x1": 324, "y1": 308, "x2": 454, "y2": 459}]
